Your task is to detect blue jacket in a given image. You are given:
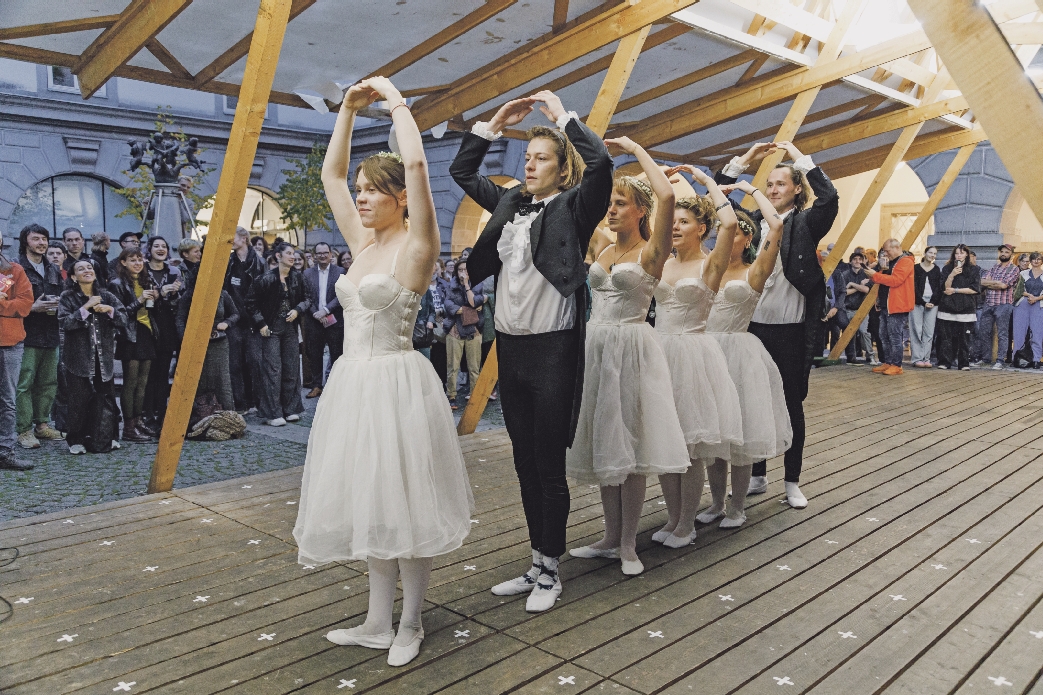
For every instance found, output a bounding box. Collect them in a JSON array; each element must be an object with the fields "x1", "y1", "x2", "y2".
[{"x1": 442, "y1": 277, "x2": 485, "y2": 340}]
